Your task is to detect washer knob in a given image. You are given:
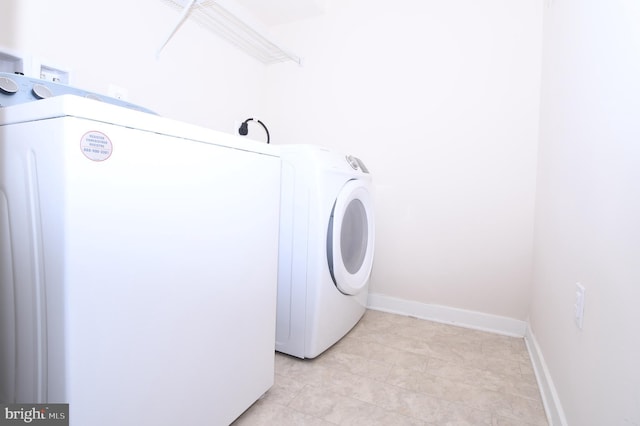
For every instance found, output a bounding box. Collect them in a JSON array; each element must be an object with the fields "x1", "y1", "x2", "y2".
[
  {"x1": 0, "y1": 76, "x2": 18, "y2": 94},
  {"x1": 32, "y1": 84, "x2": 53, "y2": 99}
]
